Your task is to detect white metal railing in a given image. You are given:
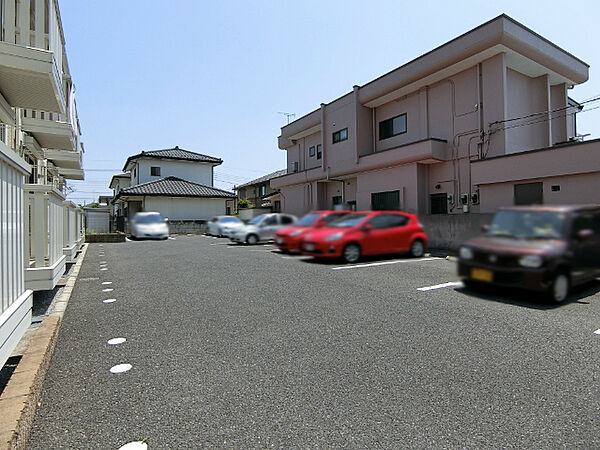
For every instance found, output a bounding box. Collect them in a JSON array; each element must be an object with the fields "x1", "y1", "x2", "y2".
[{"x1": 24, "y1": 184, "x2": 65, "y2": 269}]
